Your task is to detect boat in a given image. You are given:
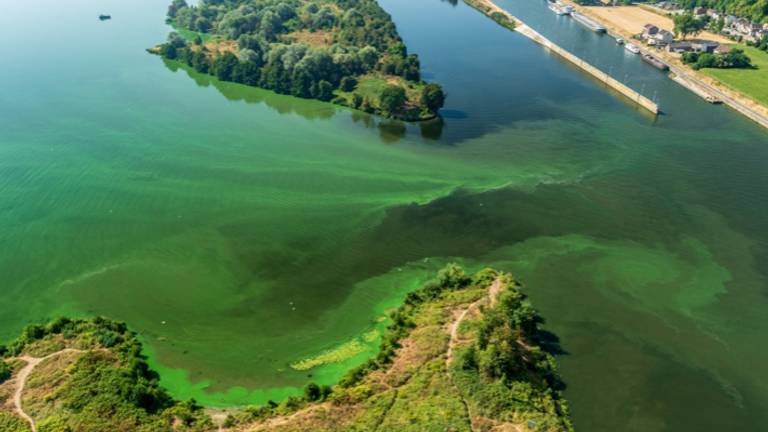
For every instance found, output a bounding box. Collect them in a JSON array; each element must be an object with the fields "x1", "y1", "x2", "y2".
[
  {"x1": 615, "y1": 37, "x2": 625, "y2": 45},
  {"x1": 625, "y1": 43, "x2": 640, "y2": 54},
  {"x1": 705, "y1": 95, "x2": 723, "y2": 104},
  {"x1": 98, "y1": 14, "x2": 111, "y2": 20},
  {"x1": 571, "y1": 12, "x2": 606, "y2": 33},
  {"x1": 641, "y1": 53, "x2": 669, "y2": 71},
  {"x1": 548, "y1": 2, "x2": 572, "y2": 15}
]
